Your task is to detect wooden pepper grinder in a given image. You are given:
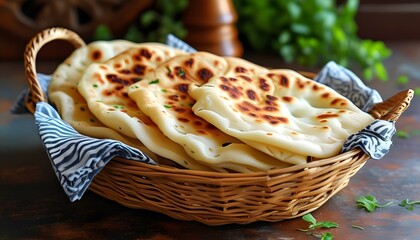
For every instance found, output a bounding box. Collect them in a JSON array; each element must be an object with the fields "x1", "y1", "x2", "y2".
[{"x1": 182, "y1": 0, "x2": 243, "y2": 57}]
